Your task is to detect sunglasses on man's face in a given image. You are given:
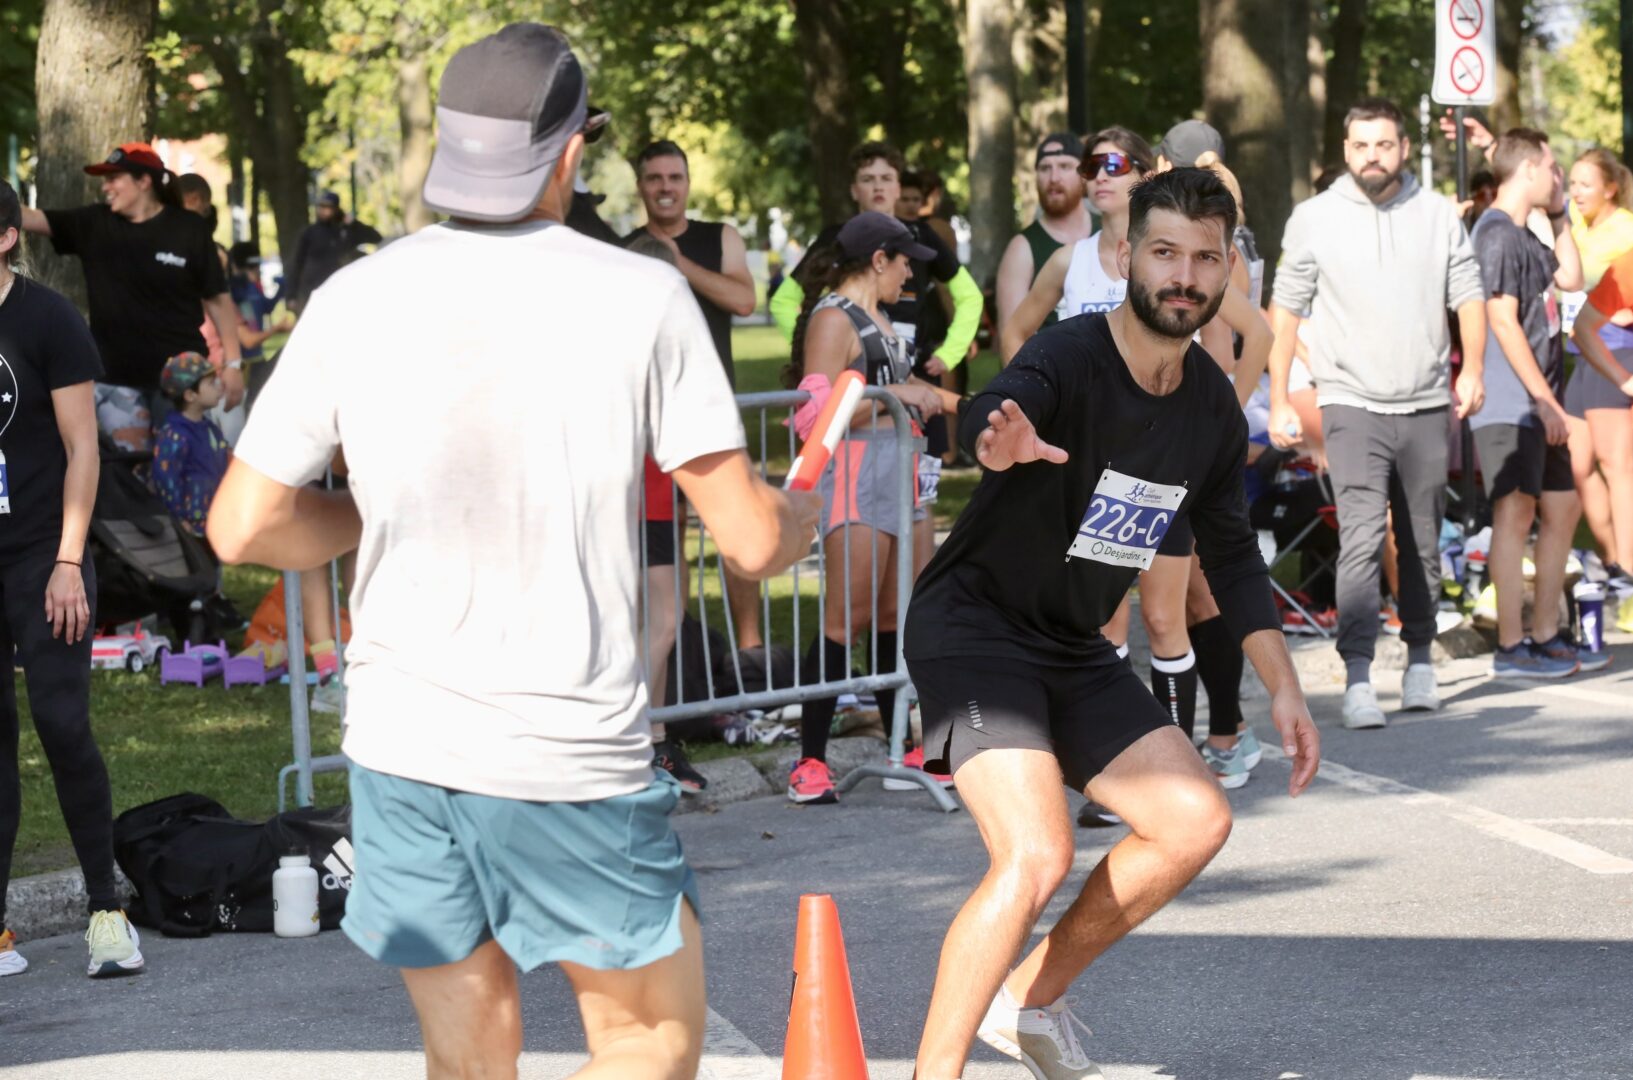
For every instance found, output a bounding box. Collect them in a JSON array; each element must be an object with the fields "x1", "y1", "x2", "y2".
[{"x1": 1081, "y1": 152, "x2": 1134, "y2": 179}]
